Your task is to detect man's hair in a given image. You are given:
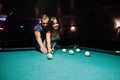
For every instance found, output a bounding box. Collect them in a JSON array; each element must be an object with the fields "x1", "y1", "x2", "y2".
[{"x1": 41, "y1": 14, "x2": 49, "y2": 21}]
